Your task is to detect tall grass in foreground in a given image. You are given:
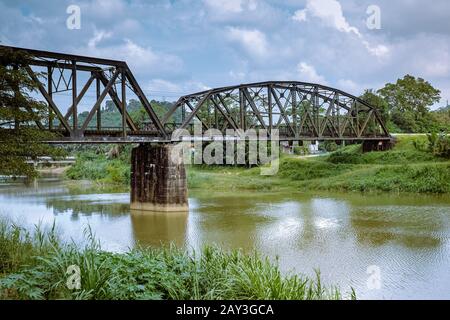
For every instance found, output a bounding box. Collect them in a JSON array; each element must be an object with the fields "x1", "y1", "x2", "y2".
[{"x1": 0, "y1": 219, "x2": 351, "y2": 300}]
